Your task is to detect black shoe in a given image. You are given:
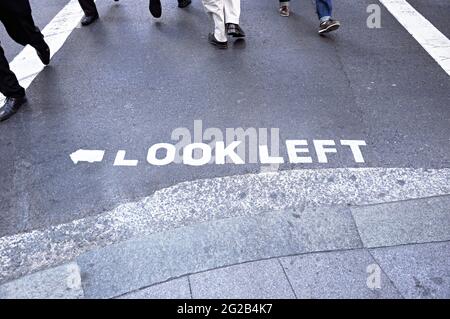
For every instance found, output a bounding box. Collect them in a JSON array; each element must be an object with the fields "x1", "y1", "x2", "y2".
[
  {"x1": 0, "y1": 96, "x2": 27, "y2": 122},
  {"x1": 226, "y1": 23, "x2": 246, "y2": 38},
  {"x1": 149, "y1": 0, "x2": 162, "y2": 18},
  {"x1": 81, "y1": 14, "x2": 99, "y2": 26},
  {"x1": 208, "y1": 33, "x2": 228, "y2": 49},
  {"x1": 35, "y1": 42, "x2": 50, "y2": 65},
  {"x1": 178, "y1": 0, "x2": 191, "y2": 8},
  {"x1": 319, "y1": 19, "x2": 340, "y2": 34}
]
